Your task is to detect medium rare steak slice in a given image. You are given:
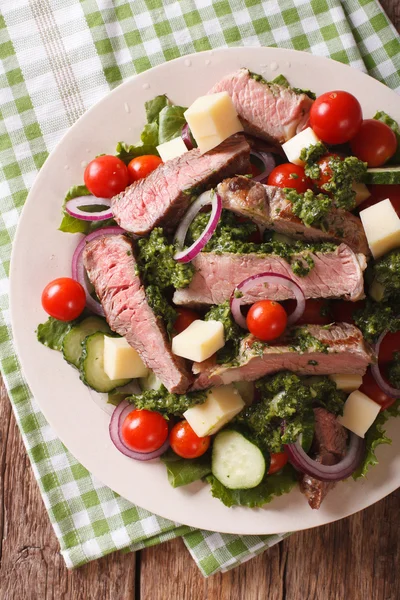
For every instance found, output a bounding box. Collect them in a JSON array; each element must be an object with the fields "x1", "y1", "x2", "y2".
[
  {"x1": 300, "y1": 408, "x2": 348, "y2": 509},
  {"x1": 191, "y1": 323, "x2": 374, "y2": 390},
  {"x1": 173, "y1": 244, "x2": 366, "y2": 306},
  {"x1": 83, "y1": 234, "x2": 192, "y2": 394},
  {"x1": 217, "y1": 177, "x2": 369, "y2": 255},
  {"x1": 209, "y1": 68, "x2": 313, "y2": 144},
  {"x1": 111, "y1": 135, "x2": 250, "y2": 235}
]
